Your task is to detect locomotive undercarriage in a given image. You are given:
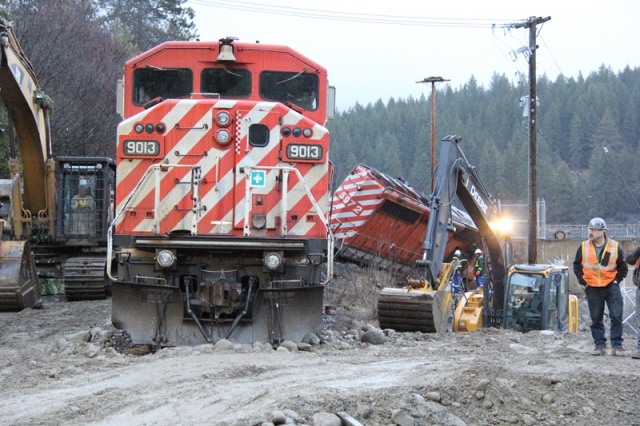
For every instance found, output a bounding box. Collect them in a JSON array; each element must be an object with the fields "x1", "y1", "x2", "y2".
[{"x1": 111, "y1": 235, "x2": 326, "y2": 347}]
